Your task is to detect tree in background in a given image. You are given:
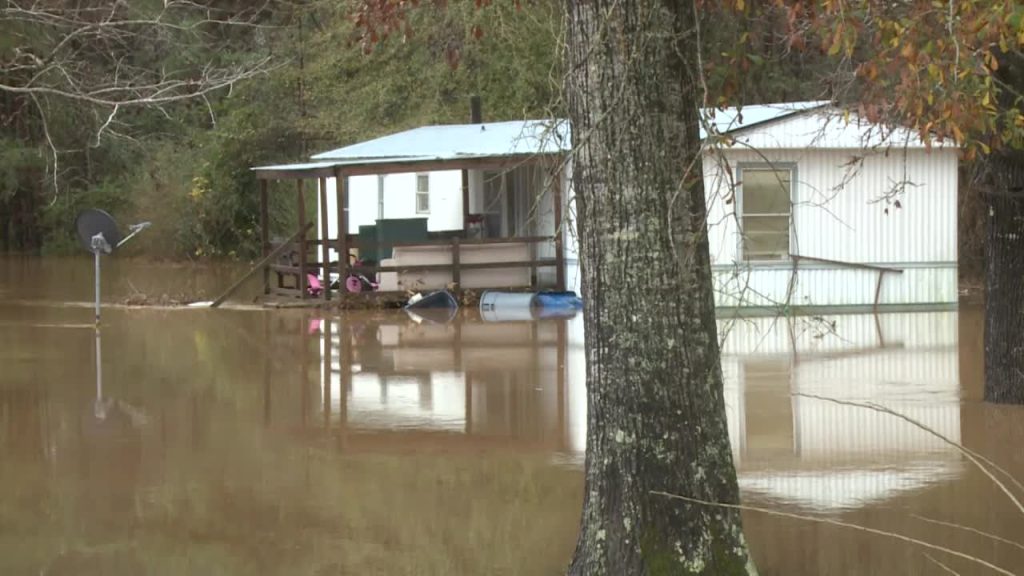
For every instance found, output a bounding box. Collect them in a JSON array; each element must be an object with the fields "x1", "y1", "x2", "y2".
[
  {"x1": 0, "y1": 0, "x2": 278, "y2": 252},
  {"x1": 0, "y1": 0, "x2": 564, "y2": 258}
]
